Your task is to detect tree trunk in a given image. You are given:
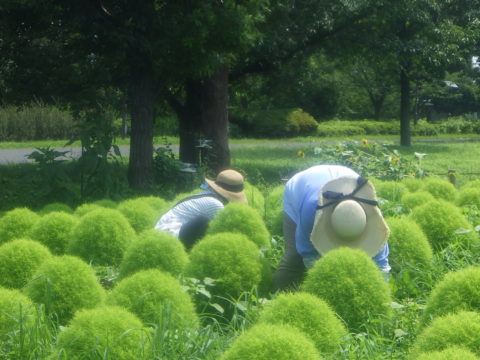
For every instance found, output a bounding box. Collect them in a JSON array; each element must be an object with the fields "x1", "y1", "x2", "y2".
[
  {"x1": 201, "y1": 67, "x2": 231, "y2": 173},
  {"x1": 128, "y1": 63, "x2": 155, "y2": 189},
  {"x1": 178, "y1": 80, "x2": 203, "y2": 164},
  {"x1": 400, "y1": 68, "x2": 411, "y2": 146},
  {"x1": 370, "y1": 93, "x2": 386, "y2": 121}
]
